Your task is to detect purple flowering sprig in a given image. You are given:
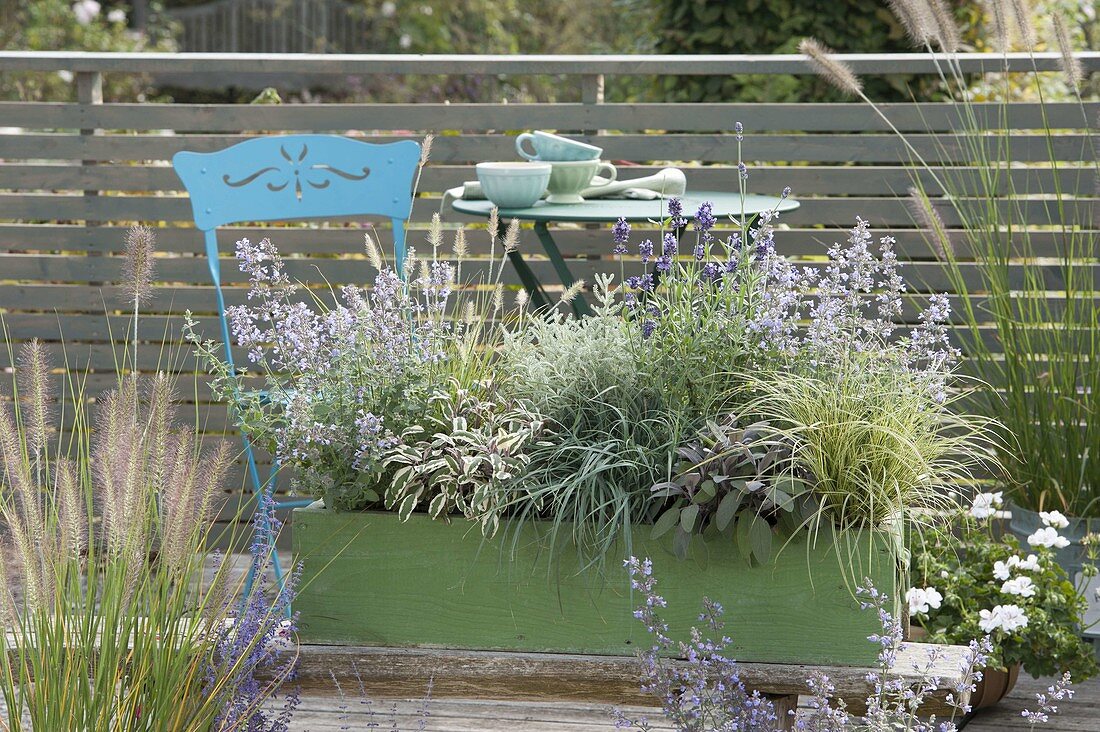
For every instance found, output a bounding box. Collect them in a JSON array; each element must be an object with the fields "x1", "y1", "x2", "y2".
[
  {"x1": 204, "y1": 492, "x2": 301, "y2": 732},
  {"x1": 614, "y1": 557, "x2": 780, "y2": 732},
  {"x1": 1022, "y1": 673, "x2": 1074, "y2": 725},
  {"x1": 616, "y1": 560, "x2": 1071, "y2": 732}
]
